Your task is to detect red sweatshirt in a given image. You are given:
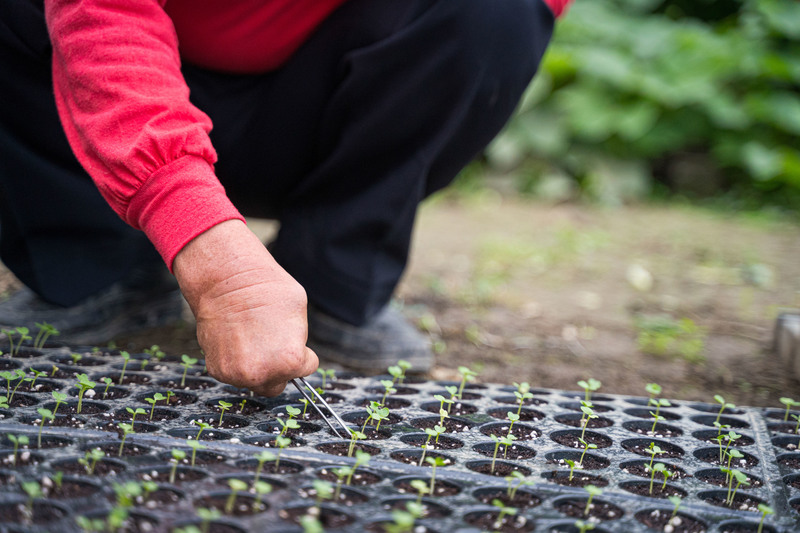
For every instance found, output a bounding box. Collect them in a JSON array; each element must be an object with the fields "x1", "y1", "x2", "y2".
[{"x1": 44, "y1": 0, "x2": 571, "y2": 270}]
